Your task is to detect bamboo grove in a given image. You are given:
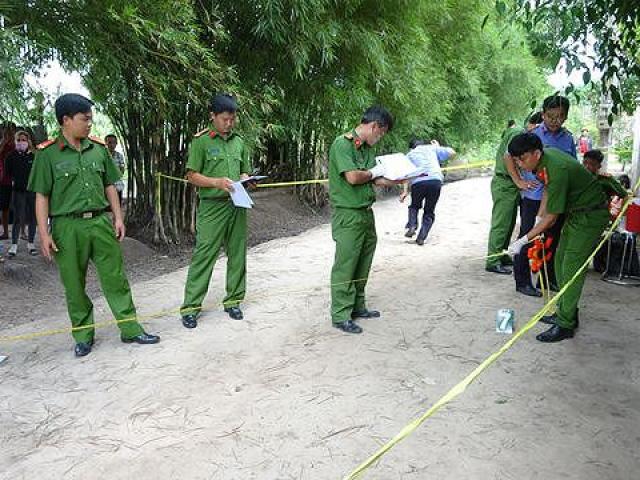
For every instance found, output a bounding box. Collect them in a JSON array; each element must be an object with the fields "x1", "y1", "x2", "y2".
[{"x1": 2, "y1": 1, "x2": 559, "y2": 243}]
